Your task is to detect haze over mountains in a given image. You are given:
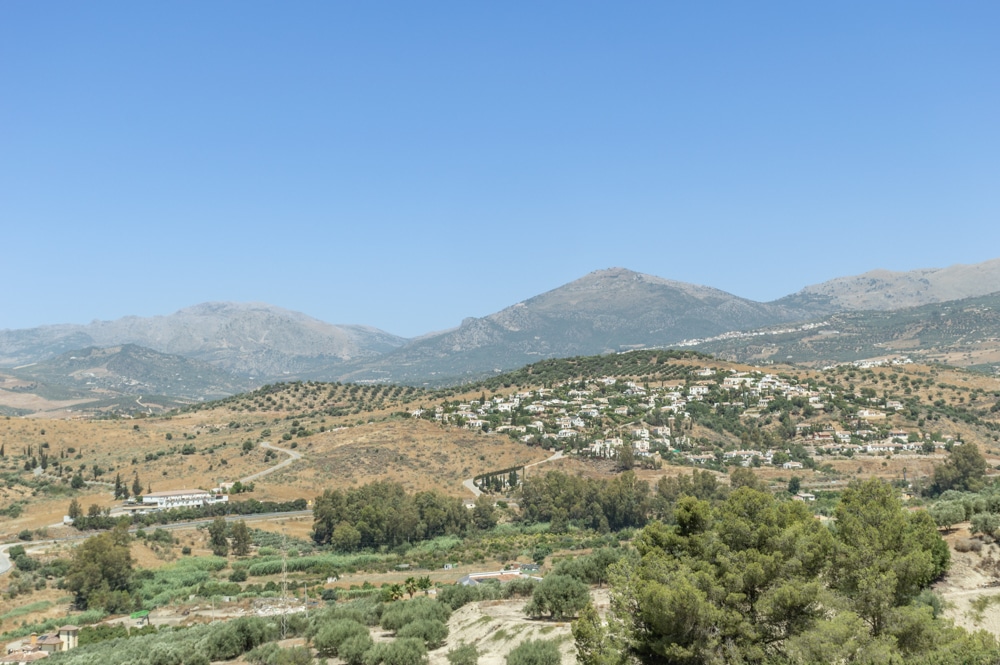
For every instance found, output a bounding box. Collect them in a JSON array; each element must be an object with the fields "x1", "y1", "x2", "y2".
[{"x1": 2, "y1": 259, "x2": 1000, "y2": 410}]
